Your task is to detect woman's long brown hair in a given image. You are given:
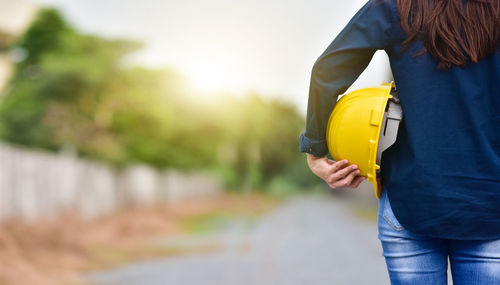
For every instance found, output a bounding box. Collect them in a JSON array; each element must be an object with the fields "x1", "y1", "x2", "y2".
[{"x1": 397, "y1": 0, "x2": 500, "y2": 69}]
